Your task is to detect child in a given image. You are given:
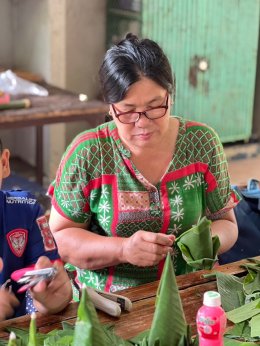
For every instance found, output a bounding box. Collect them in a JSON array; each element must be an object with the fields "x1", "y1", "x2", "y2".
[{"x1": 0, "y1": 139, "x2": 72, "y2": 321}]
